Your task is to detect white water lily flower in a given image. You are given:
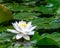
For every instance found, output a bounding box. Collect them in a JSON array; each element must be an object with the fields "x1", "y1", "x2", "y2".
[{"x1": 7, "y1": 21, "x2": 36, "y2": 40}]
